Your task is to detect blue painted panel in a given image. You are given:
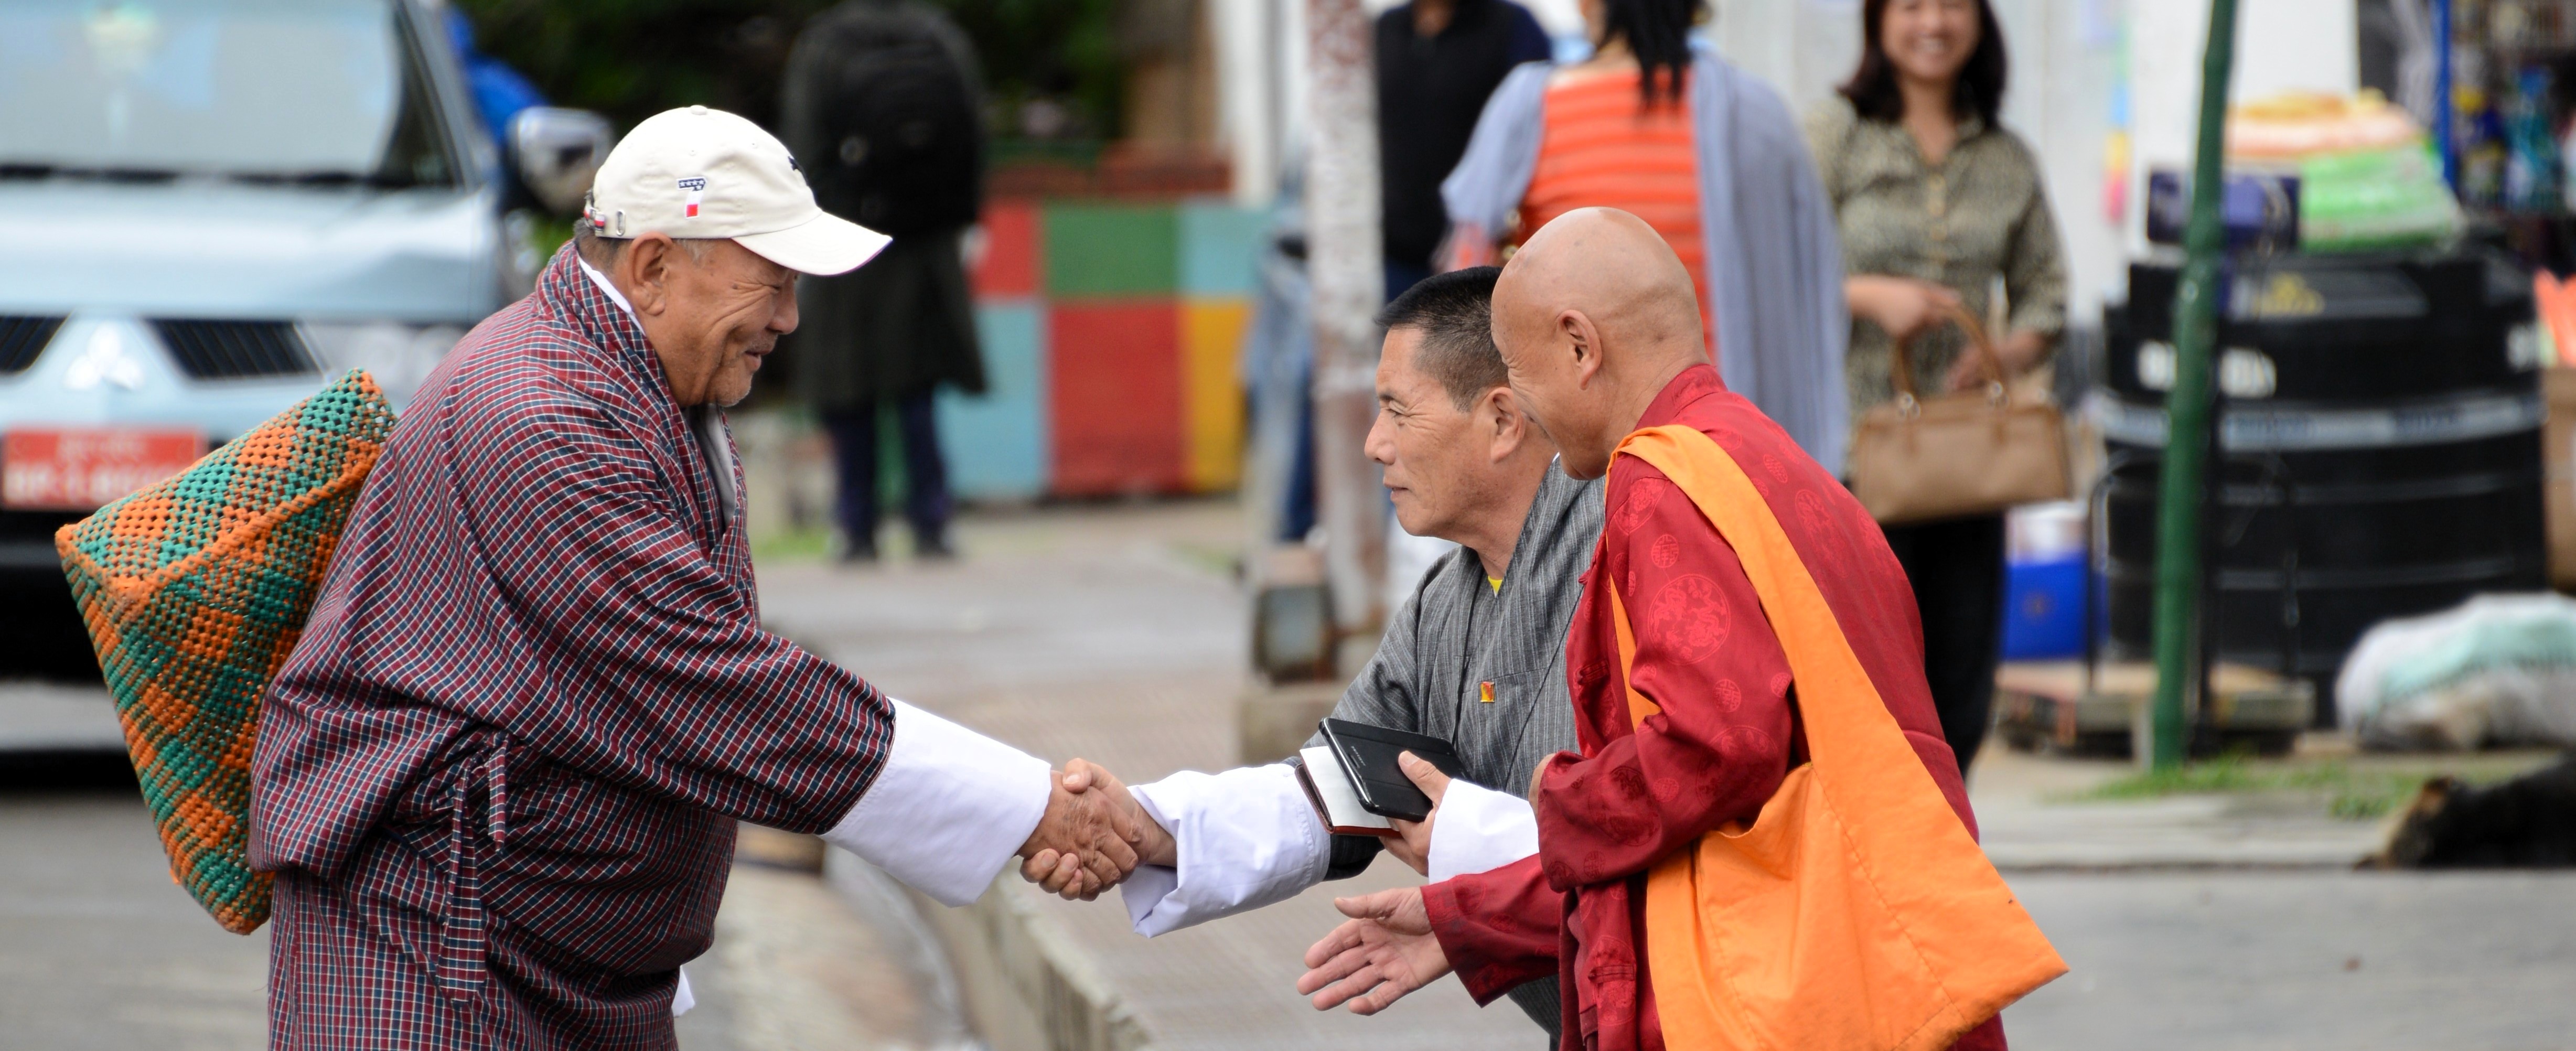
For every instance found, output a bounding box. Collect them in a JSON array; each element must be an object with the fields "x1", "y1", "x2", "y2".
[
  {"x1": 1178, "y1": 200, "x2": 1267, "y2": 297},
  {"x1": 939, "y1": 301, "x2": 1047, "y2": 501}
]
